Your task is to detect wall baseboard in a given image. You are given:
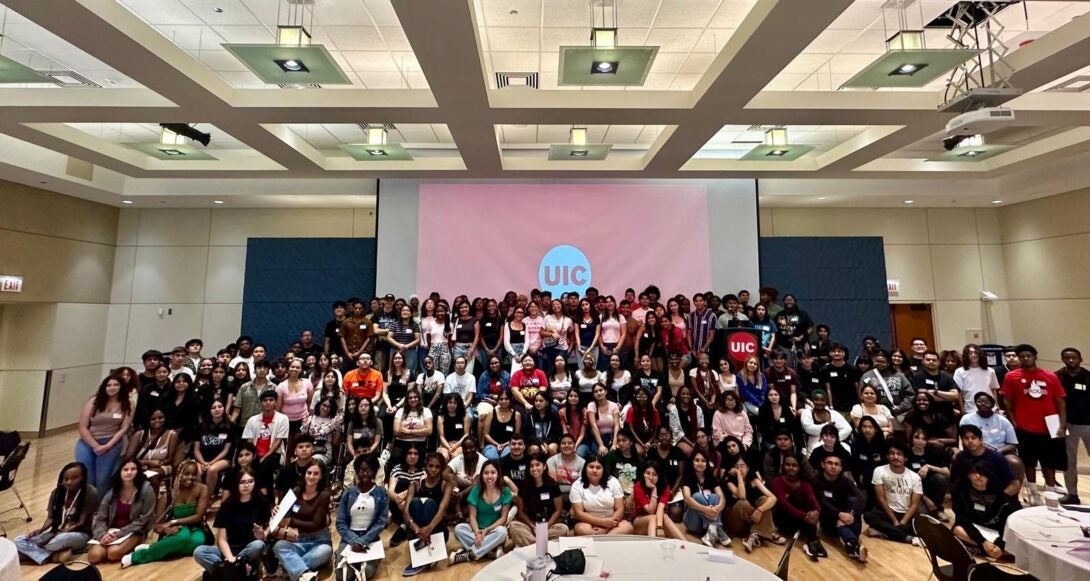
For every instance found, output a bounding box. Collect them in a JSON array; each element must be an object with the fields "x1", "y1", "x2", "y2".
[{"x1": 22, "y1": 423, "x2": 78, "y2": 440}]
